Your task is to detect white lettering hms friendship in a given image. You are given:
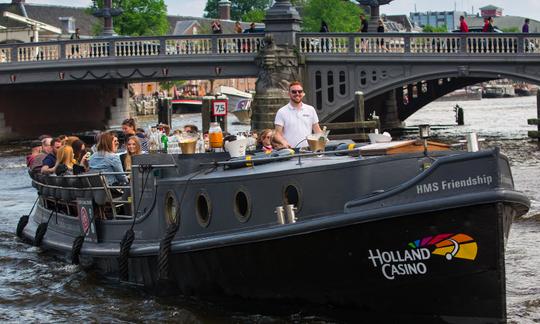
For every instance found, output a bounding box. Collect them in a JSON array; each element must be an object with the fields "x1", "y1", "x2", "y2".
[
  {"x1": 416, "y1": 175, "x2": 493, "y2": 194},
  {"x1": 368, "y1": 248, "x2": 430, "y2": 280}
]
